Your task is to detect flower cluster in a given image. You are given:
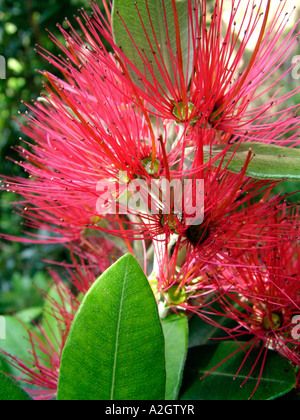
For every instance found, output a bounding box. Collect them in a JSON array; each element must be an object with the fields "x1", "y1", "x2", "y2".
[{"x1": 1, "y1": 0, "x2": 300, "y2": 399}]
